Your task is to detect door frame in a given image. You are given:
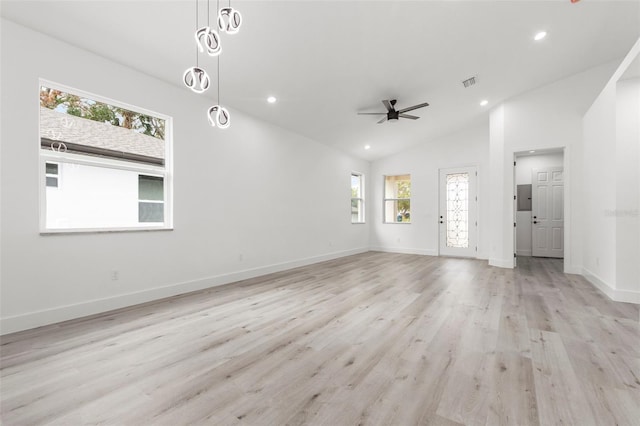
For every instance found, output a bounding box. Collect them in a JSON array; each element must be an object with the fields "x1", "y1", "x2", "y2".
[
  {"x1": 438, "y1": 165, "x2": 478, "y2": 258},
  {"x1": 512, "y1": 147, "x2": 572, "y2": 271}
]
